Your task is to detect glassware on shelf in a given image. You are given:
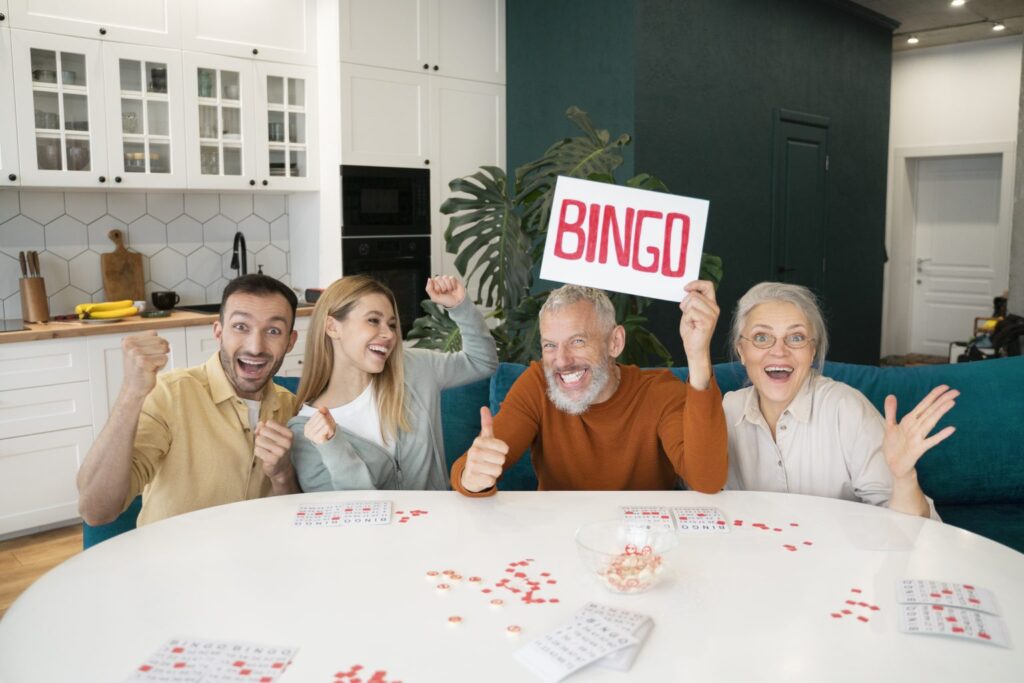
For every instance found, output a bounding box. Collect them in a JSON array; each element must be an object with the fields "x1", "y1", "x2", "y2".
[
  {"x1": 66, "y1": 139, "x2": 90, "y2": 171},
  {"x1": 199, "y1": 105, "x2": 218, "y2": 139},
  {"x1": 147, "y1": 64, "x2": 168, "y2": 94},
  {"x1": 35, "y1": 137, "x2": 62, "y2": 170},
  {"x1": 150, "y1": 144, "x2": 170, "y2": 174},
  {"x1": 198, "y1": 68, "x2": 215, "y2": 98},
  {"x1": 200, "y1": 145, "x2": 219, "y2": 175}
]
